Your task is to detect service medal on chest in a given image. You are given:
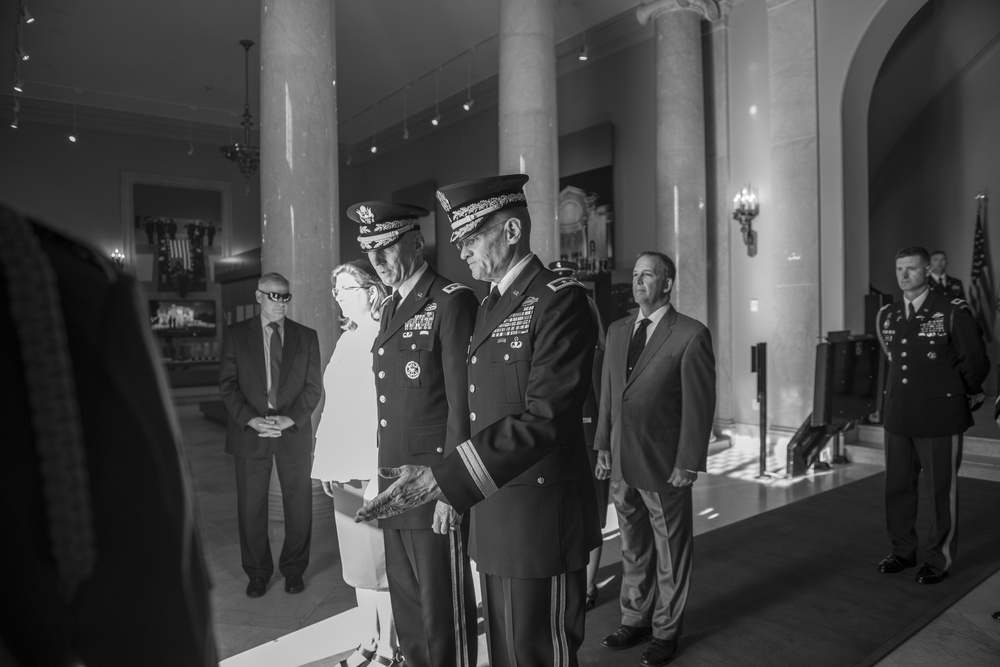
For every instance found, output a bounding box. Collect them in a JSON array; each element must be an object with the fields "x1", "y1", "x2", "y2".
[{"x1": 405, "y1": 361, "x2": 421, "y2": 379}]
